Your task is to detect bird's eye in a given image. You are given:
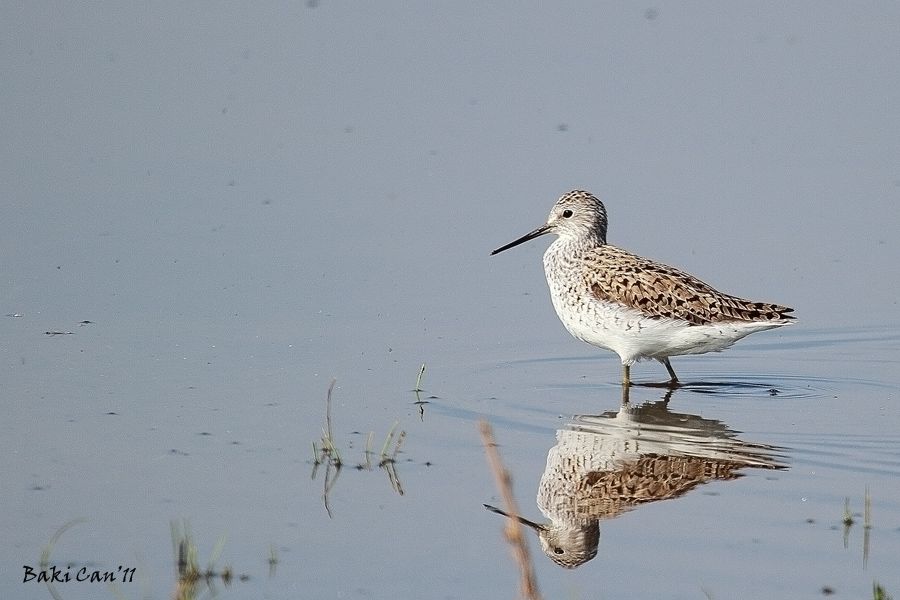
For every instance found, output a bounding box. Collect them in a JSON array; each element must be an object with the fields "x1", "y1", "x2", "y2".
[
  {"x1": 562, "y1": 209, "x2": 573, "y2": 218},
  {"x1": 554, "y1": 547, "x2": 564, "y2": 554}
]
